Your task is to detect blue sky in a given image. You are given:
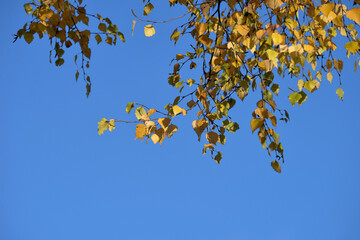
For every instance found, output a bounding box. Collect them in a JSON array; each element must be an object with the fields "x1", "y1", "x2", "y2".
[{"x1": 1, "y1": 1, "x2": 360, "y2": 240}]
